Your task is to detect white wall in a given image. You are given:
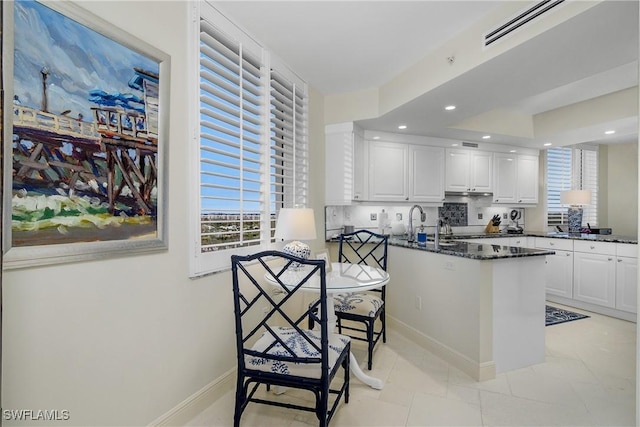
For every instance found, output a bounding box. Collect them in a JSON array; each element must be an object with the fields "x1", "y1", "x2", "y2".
[
  {"x1": 1, "y1": 2, "x2": 334, "y2": 425},
  {"x1": 604, "y1": 142, "x2": 639, "y2": 236}
]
